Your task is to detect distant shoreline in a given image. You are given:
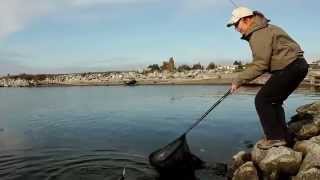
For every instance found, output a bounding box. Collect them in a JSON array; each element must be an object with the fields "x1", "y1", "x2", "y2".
[
  {"x1": 0, "y1": 71, "x2": 316, "y2": 88},
  {"x1": 0, "y1": 79, "x2": 313, "y2": 88},
  {"x1": 0, "y1": 71, "x2": 237, "y2": 87}
]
